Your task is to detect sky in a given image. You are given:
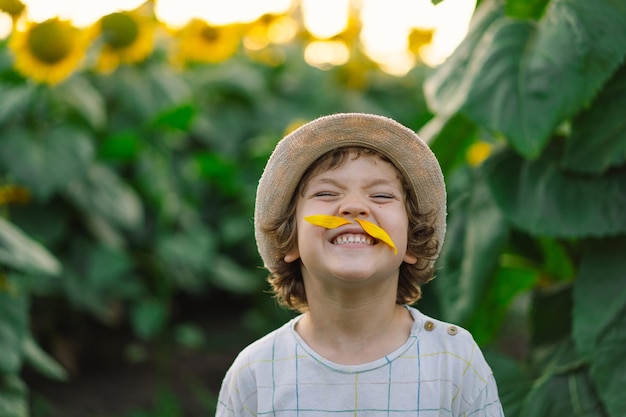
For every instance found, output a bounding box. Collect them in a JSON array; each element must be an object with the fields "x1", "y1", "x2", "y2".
[{"x1": 0, "y1": 0, "x2": 475, "y2": 71}]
